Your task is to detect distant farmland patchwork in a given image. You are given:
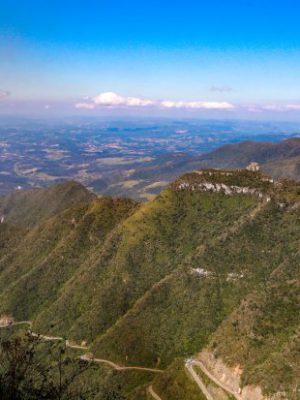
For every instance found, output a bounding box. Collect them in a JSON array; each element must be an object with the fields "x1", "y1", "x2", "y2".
[{"x1": 0, "y1": 118, "x2": 299, "y2": 200}]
